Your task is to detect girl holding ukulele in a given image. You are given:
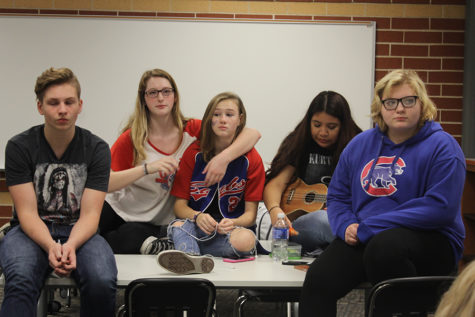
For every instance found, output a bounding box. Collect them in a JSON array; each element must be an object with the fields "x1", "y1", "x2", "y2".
[{"x1": 263, "y1": 91, "x2": 361, "y2": 255}]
